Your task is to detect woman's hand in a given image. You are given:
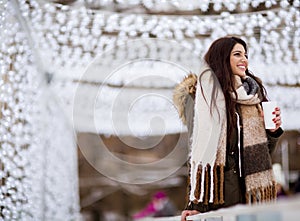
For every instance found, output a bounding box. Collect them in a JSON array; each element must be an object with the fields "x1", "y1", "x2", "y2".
[
  {"x1": 181, "y1": 210, "x2": 199, "y2": 221},
  {"x1": 269, "y1": 107, "x2": 282, "y2": 132}
]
